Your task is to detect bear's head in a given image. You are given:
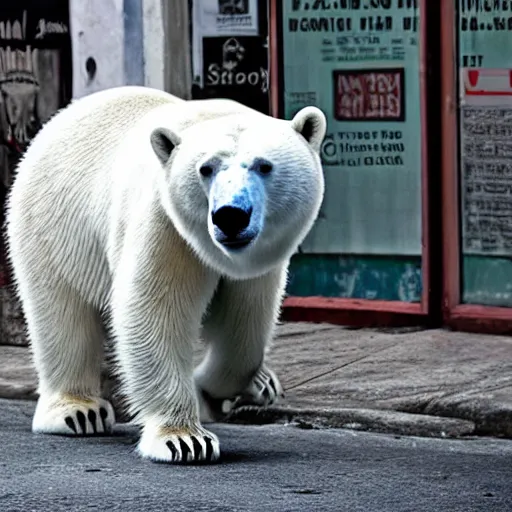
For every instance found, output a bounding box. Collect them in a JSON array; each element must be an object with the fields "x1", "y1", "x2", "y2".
[{"x1": 150, "y1": 106, "x2": 326, "y2": 279}]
